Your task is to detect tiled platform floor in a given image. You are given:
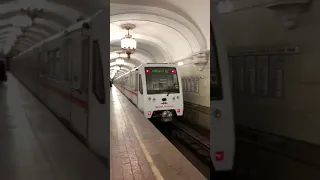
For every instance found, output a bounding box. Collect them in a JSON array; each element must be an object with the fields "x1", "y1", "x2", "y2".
[{"x1": 110, "y1": 87, "x2": 206, "y2": 180}]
